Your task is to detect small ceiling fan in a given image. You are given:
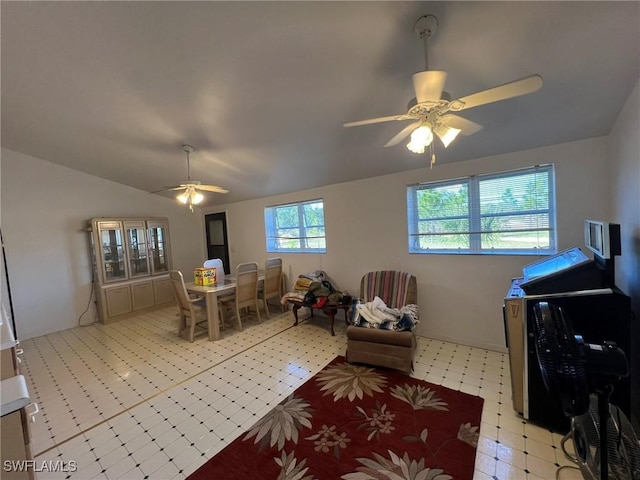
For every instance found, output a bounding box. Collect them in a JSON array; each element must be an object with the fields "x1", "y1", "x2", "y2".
[
  {"x1": 343, "y1": 14, "x2": 543, "y2": 166},
  {"x1": 151, "y1": 144, "x2": 228, "y2": 212}
]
